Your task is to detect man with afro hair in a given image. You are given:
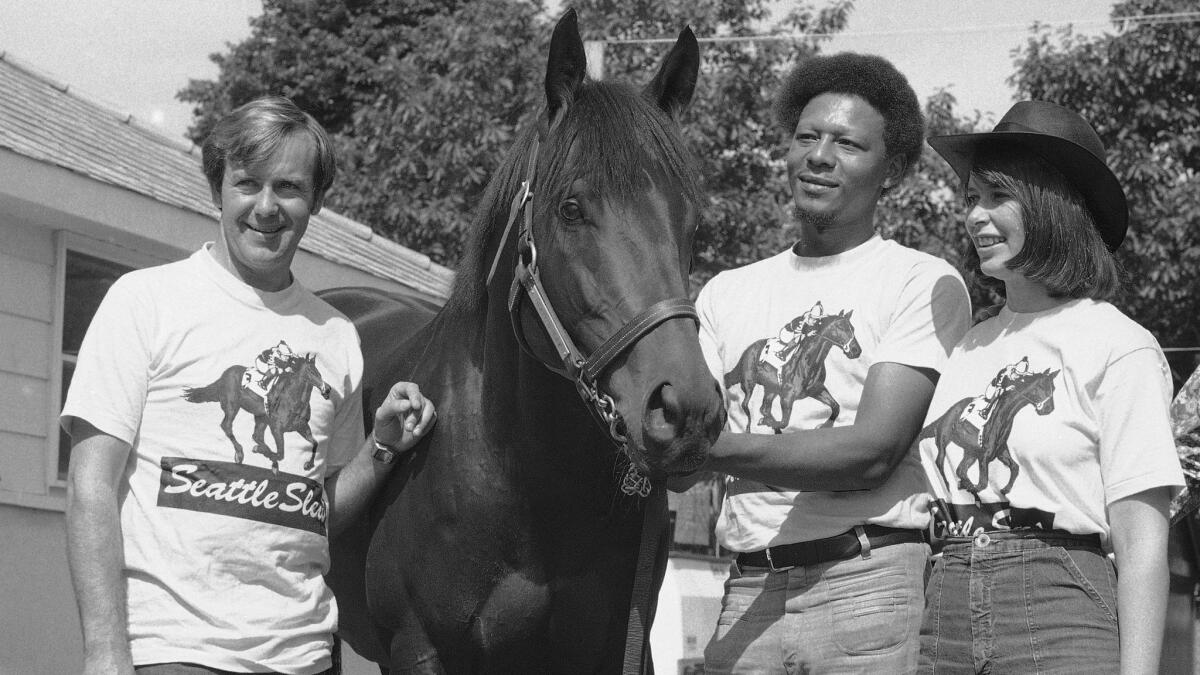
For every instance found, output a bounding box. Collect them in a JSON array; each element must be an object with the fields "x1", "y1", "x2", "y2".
[{"x1": 683, "y1": 53, "x2": 972, "y2": 672}]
